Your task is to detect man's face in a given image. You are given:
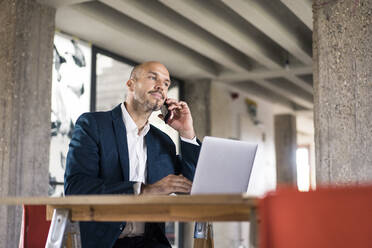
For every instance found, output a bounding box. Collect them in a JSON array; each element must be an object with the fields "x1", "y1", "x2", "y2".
[{"x1": 131, "y1": 62, "x2": 170, "y2": 112}]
